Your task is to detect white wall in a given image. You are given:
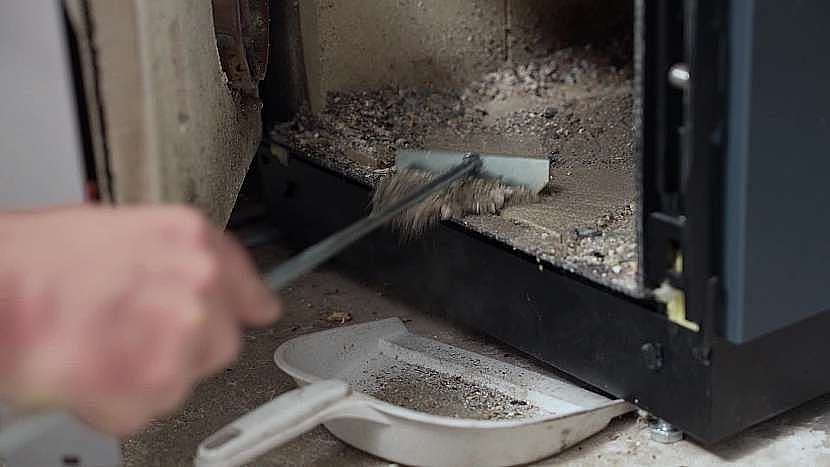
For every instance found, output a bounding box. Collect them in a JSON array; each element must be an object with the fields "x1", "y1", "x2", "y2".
[{"x1": 0, "y1": 0, "x2": 86, "y2": 209}]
